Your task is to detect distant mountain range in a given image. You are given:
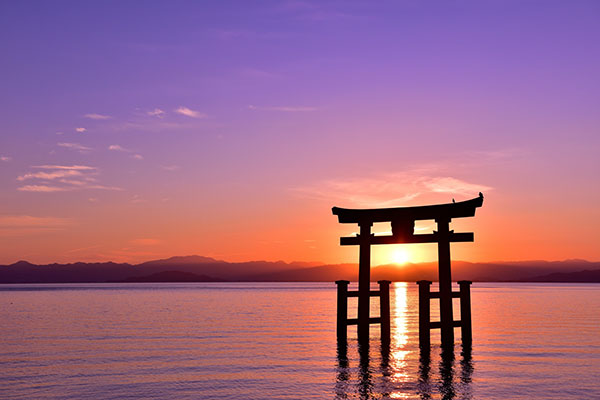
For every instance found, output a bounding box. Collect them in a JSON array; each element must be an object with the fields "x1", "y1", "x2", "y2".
[{"x1": 1, "y1": 255, "x2": 599, "y2": 283}]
